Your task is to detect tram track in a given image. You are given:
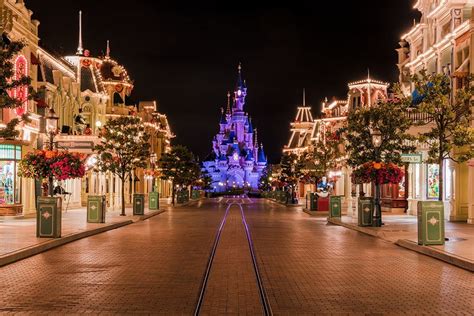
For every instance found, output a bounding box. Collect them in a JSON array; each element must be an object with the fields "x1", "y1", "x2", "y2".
[{"x1": 193, "y1": 198, "x2": 272, "y2": 316}]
